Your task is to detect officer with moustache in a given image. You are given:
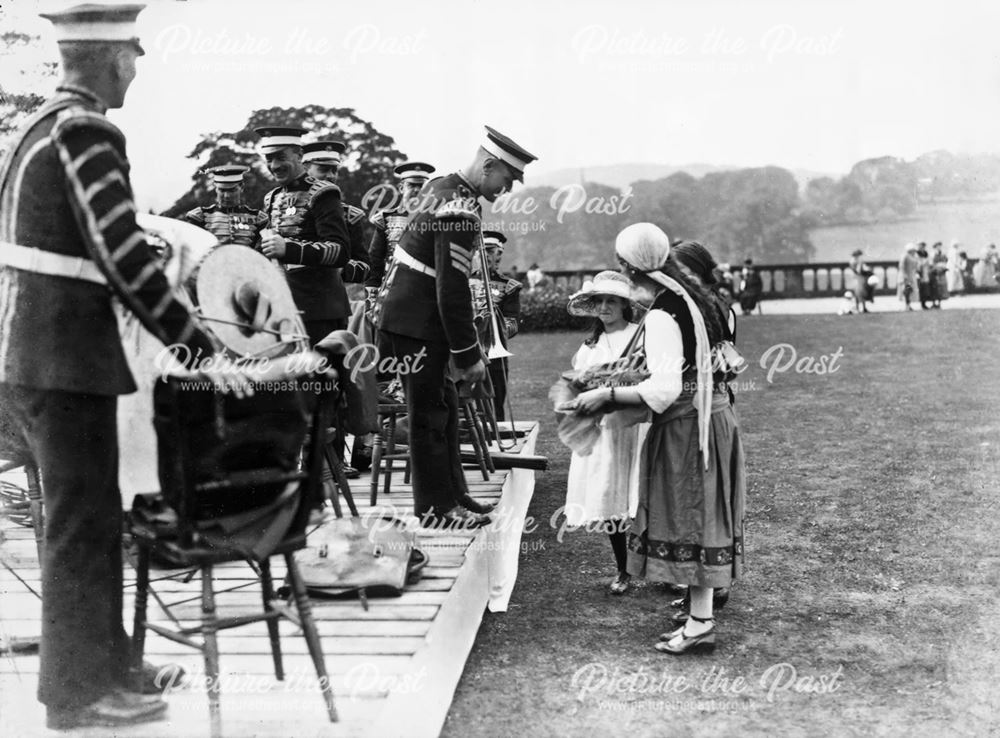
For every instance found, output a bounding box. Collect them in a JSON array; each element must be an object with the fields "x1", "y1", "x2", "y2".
[
  {"x1": 0, "y1": 4, "x2": 215, "y2": 729},
  {"x1": 471, "y1": 230, "x2": 522, "y2": 420},
  {"x1": 184, "y1": 165, "x2": 267, "y2": 249},
  {"x1": 255, "y1": 127, "x2": 351, "y2": 343},
  {"x1": 365, "y1": 161, "x2": 436, "y2": 308},
  {"x1": 302, "y1": 140, "x2": 370, "y2": 288},
  {"x1": 376, "y1": 127, "x2": 536, "y2": 529}
]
